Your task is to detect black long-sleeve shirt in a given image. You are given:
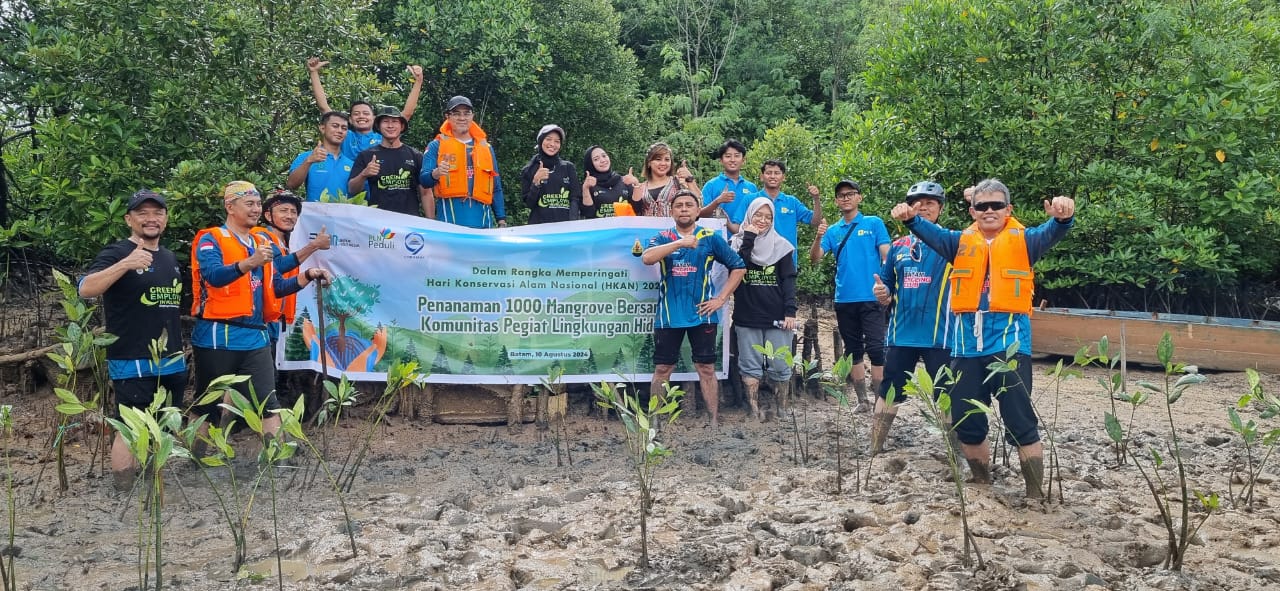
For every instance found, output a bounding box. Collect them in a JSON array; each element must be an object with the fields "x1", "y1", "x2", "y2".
[{"x1": 732, "y1": 231, "x2": 798, "y2": 329}]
